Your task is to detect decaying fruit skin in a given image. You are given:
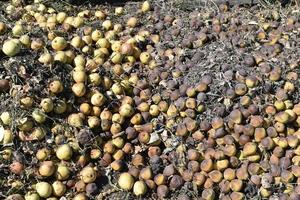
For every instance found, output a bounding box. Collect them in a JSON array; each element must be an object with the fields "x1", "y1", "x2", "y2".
[
  {"x1": 80, "y1": 166, "x2": 97, "y2": 183},
  {"x1": 9, "y1": 161, "x2": 24, "y2": 175},
  {"x1": 0, "y1": 79, "x2": 10, "y2": 92},
  {"x1": 52, "y1": 181, "x2": 66, "y2": 197},
  {"x1": 72, "y1": 83, "x2": 86, "y2": 97},
  {"x1": 67, "y1": 113, "x2": 83, "y2": 127}
]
